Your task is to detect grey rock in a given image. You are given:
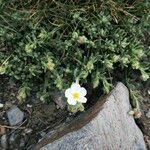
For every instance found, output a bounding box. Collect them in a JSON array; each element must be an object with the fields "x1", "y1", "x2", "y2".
[
  {"x1": 20, "y1": 138, "x2": 25, "y2": 147},
  {"x1": 146, "y1": 109, "x2": 150, "y2": 118},
  {"x1": 41, "y1": 83, "x2": 146, "y2": 150},
  {"x1": 53, "y1": 92, "x2": 66, "y2": 109},
  {"x1": 1, "y1": 134, "x2": 7, "y2": 150},
  {"x1": 39, "y1": 131, "x2": 46, "y2": 138},
  {"x1": 7, "y1": 106, "x2": 24, "y2": 126},
  {"x1": 0, "y1": 103, "x2": 4, "y2": 108},
  {"x1": 9, "y1": 133, "x2": 17, "y2": 143}
]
